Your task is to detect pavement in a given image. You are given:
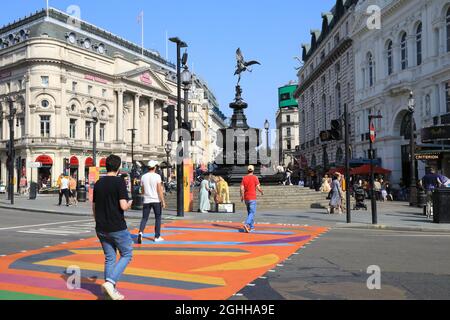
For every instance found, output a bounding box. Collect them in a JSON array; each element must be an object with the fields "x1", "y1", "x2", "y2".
[{"x1": 1, "y1": 193, "x2": 449, "y2": 233}]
